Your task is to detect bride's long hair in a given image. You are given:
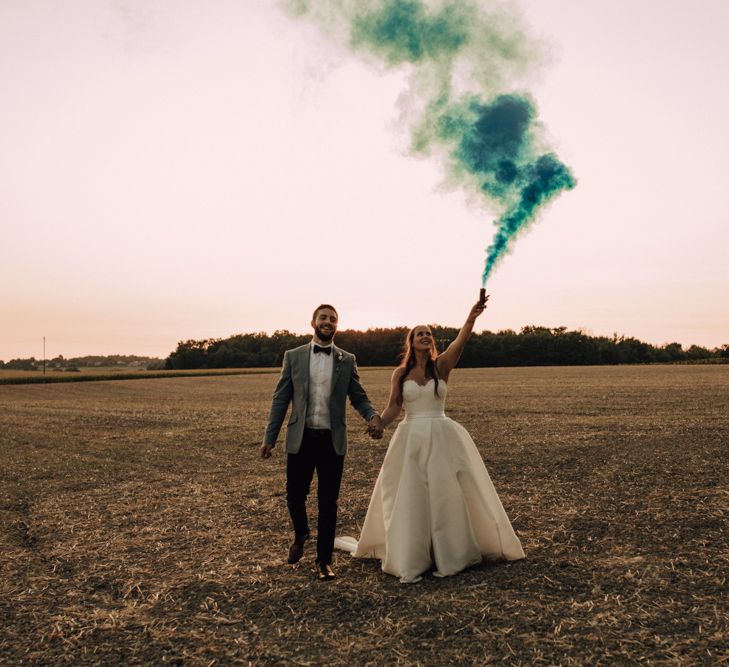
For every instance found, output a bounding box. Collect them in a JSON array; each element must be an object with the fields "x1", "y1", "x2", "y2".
[{"x1": 397, "y1": 325, "x2": 440, "y2": 404}]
